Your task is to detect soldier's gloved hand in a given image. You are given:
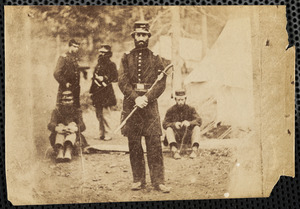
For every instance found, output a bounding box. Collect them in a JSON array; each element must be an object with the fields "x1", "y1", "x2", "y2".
[
  {"x1": 135, "y1": 96, "x2": 148, "y2": 108},
  {"x1": 66, "y1": 83, "x2": 71, "y2": 88},
  {"x1": 75, "y1": 141, "x2": 81, "y2": 147},
  {"x1": 175, "y1": 122, "x2": 182, "y2": 129},
  {"x1": 96, "y1": 75, "x2": 104, "y2": 81},
  {"x1": 69, "y1": 122, "x2": 77, "y2": 127},
  {"x1": 67, "y1": 122, "x2": 78, "y2": 133},
  {"x1": 182, "y1": 120, "x2": 190, "y2": 127},
  {"x1": 61, "y1": 127, "x2": 68, "y2": 133},
  {"x1": 55, "y1": 123, "x2": 66, "y2": 134},
  {"x1": 66, "y1": 127, "x2": 77, "y2": 133},
  {"x1": 157, "y1": 72, "x2": 164, "y2": 80},
  {"x1": 71, "y1": 126, "x2": 78, "y2": 133}
]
